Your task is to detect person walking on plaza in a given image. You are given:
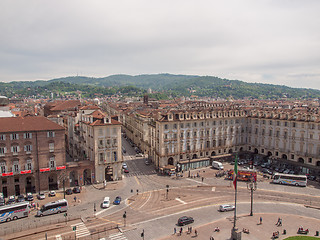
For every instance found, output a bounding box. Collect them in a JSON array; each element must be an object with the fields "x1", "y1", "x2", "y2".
[
  {"x1": 173, "y1": 227, "x2": 176, "y2": 235},
  {"x1": 259, "y1": 216, "x2": 262, "y2": 225},
  {"x1": 194, "y1": 229, "x2": 198, "y2": 237},
  {"x1": 180, "y1": 227, "x2": 183, "y2": 235},
  {"x1": 278, "y1": 218, "x2": 282, "y2": 226}
]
